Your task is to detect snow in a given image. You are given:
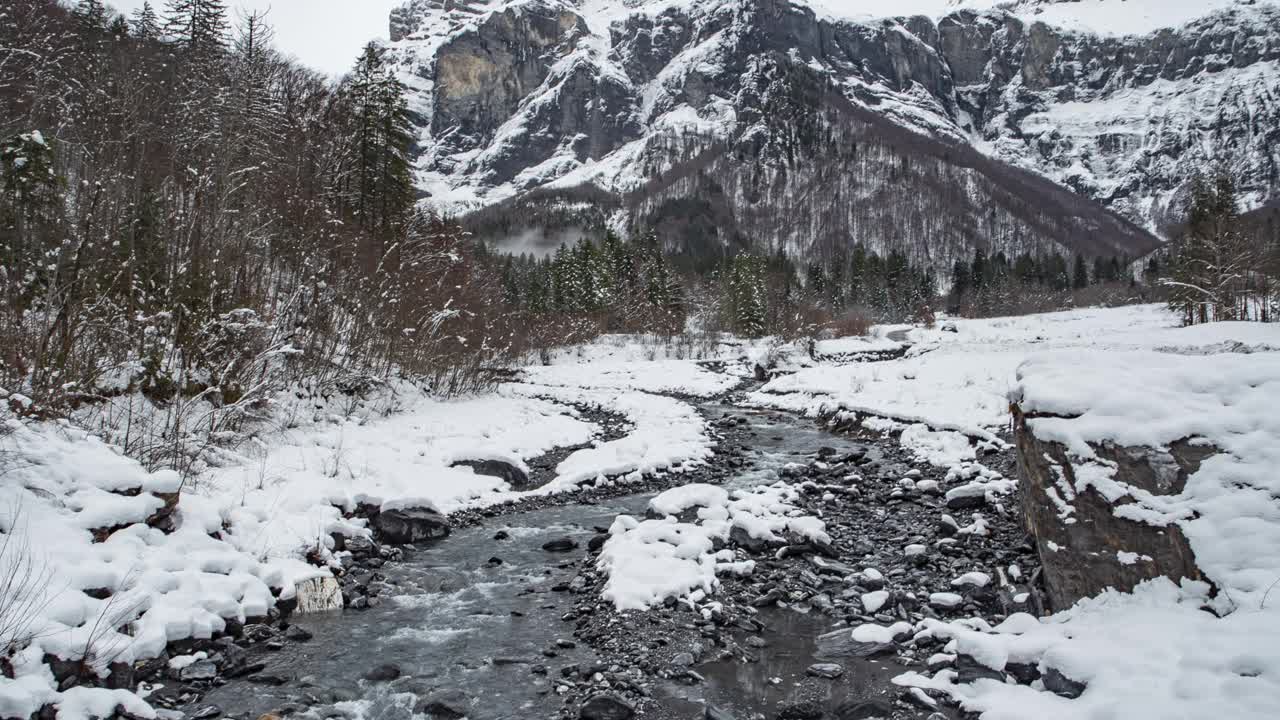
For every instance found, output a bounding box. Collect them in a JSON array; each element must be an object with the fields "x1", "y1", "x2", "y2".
[
  {"x1": 522, "y1": 357, "x2": 739, "y2": 397},
  {"x1": 746, "y1": 305, "x2": 1276, "y2": 438},
  {"x1": 0, "y1": 418, "x2": 272, "y2": 719},
  {"x1": 598, "y1": 482, "x2": 828, "y2": 610},
  {"x1": 953, "y1": 571, "x2": 992, "y2": 588},
  {"x1": 510, "y1": 384, "x2": 716, "y2": 487},
  {"x1": 862, "y1": 590, "x2": 890, "y2": 613},
  {"x1": 898, "y1": 579, "x2": 1280, "y2": 720},
  {"x1": 929, "y1": 592, "x2": 964, "y2": 609},
  {"x1": 0, "y1": 330, "x2": 739, "y2": 717},
  {"x1": 802, "y1": 0, "x2": 1279, "y2": 37}
]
